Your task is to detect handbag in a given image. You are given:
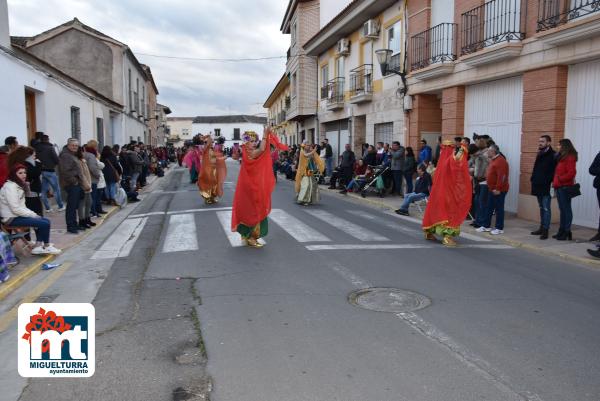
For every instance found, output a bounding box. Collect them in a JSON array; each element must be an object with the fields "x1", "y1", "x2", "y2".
[{"x1": 564, "y1": 183, "x2": 581, "y2": 199}]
